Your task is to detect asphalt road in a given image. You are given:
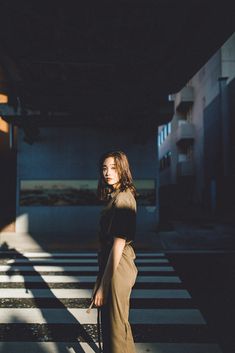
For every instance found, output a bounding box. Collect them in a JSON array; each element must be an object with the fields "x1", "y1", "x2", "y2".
[{"x1": 167, "y1": 251, "x2": 235, "y2": 353}]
